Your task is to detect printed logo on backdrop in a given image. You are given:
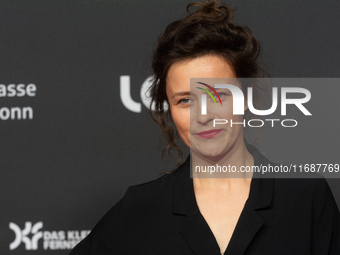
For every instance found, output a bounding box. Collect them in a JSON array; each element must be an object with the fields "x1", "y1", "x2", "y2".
[
  {"x1": 0, "y1": 83, "x2": 37, "y2": 120},
  {"x1": 120, "y1": 75, "x2": 168, "y2": 112},
  {"x1": 9, "y1": 221, "x2": 90, "y2": 251}
]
